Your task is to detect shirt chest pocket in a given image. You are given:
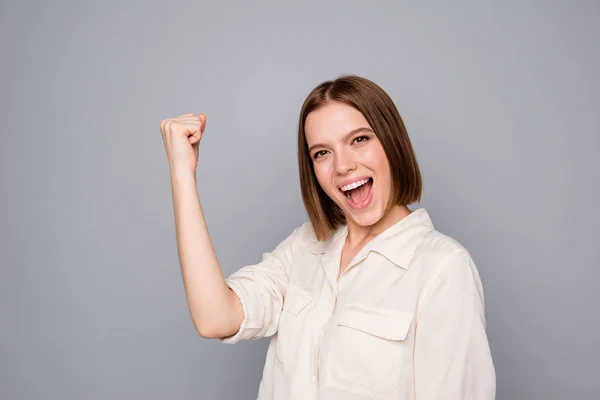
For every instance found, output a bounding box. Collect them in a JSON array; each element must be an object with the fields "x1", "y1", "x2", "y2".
[
  {"x1": 275, "y1": 284, "x2": 314, "y2": 370},
  {"x1": 324, "y1": 305, "x2": 414, "y2": 399}
]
